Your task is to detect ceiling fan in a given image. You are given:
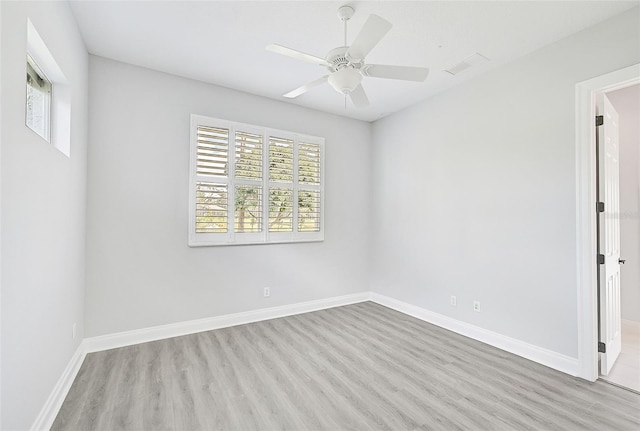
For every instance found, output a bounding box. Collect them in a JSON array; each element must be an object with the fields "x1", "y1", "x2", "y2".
[{"x1": 266, "y1": 5, "x2": 429, "y2": 108}]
